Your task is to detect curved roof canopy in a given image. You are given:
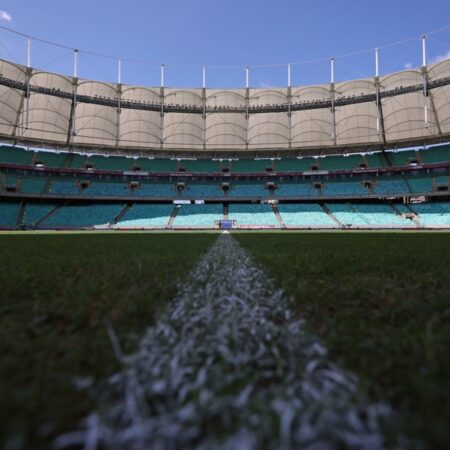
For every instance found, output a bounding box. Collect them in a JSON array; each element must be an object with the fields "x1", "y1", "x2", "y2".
[{"x1": 0, "y1": 58, "x2": 449, "y2": 156}]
